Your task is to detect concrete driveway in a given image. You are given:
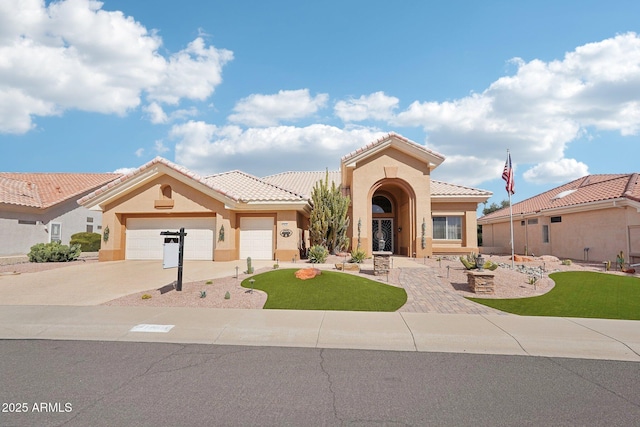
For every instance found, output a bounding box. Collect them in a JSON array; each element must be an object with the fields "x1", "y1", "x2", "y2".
[{"x1": 0, "y1": 259, "x2": 276, "y2": 305}]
